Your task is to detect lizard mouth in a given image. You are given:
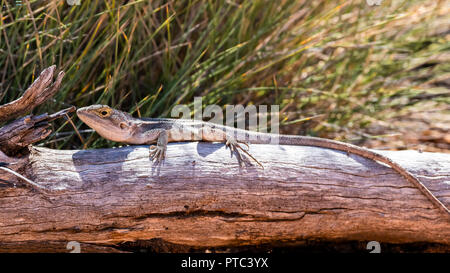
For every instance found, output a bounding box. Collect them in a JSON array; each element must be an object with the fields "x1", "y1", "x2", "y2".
[
  {"x1": 77, "y1": 108, "x2": 96, "y2": 124},
  {"x1": 76, "y1": 107, "x2": 109, "y2": 133},
  {"x1": 77, "y1": 106, "x2": 130, "y2": 143}
]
